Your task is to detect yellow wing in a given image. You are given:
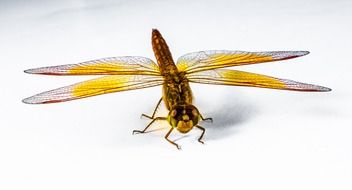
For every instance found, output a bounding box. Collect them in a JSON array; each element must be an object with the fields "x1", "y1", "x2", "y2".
[
  {"x1": 22, "y1": 75, "x2": 164, "y2": 104},
  {"x1": 177, "y1": 50, "x2": 309, "y2": 74},
  {"x1": 24, "y1": 56, "x2": 160, "y2": 76},
  {"x1": 187, "y1": 69, "x2": 331, "y2": 92}
]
